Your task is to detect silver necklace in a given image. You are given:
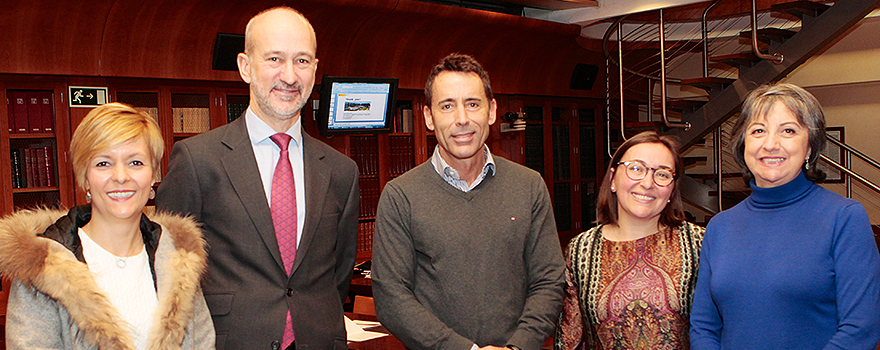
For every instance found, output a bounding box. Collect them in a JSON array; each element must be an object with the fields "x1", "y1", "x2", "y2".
[{"x1": 115, "y1": 256, "x2": 129, "y2": 268}]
